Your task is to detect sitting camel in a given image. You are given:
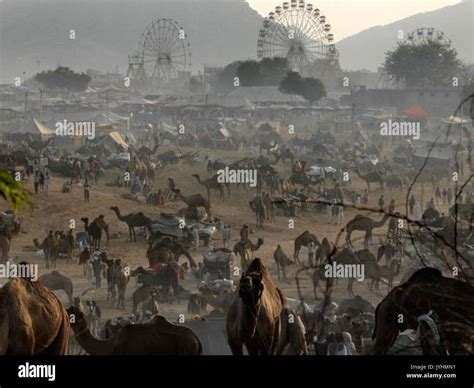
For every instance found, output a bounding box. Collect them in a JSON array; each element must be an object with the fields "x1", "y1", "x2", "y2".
[
  {"x1": 38, "y1": 271, "x2": 74, "y2": 305},
  {"x1": 67, "y1": 305, "x2": 202, "y2": 355},
  {"x1": 110, "y1": 206, "x2": 151, "y2": 241}
]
